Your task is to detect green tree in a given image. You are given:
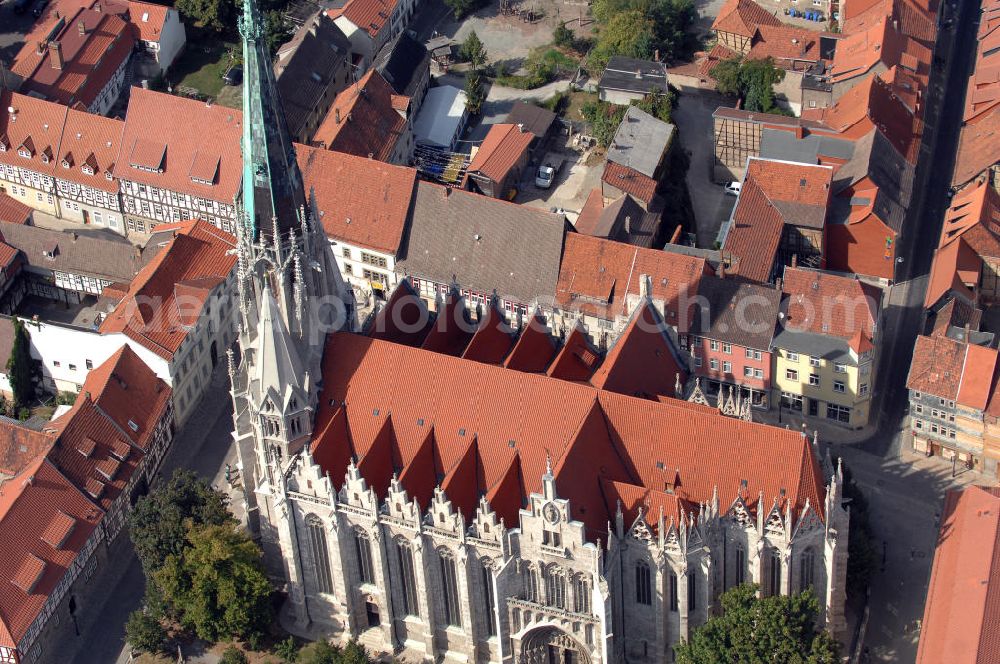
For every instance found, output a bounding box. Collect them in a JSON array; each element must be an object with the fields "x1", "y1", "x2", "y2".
[
  {"x1": 128, "y1": 468, "x2": 232, "y2": 575},
  {"x1": 633, "y1": 87, "x2": 677, "y2": 123},
  {"x1": 710, "y1": 57, "x2": 787, "y2": 114},
  {"x1": 675, "y1": 585, "x2": 839, "y2": 664},
  {"x1": 7, "y1": 318, "x2": 39, "y2": 410},
  {"x1": 581, "y1": 100, "x2": 628, "y2": 147},
  {"x1": 275, "y1": 636, "x2": 300, "y2": 663},
  {"x1": 464, "y1": 70, "x2": 486, "y2": 115},
  {"x1": 297, "y1": 641, "x2": 341, "y2": 664},
  {"x1": 587, "y1": 10, "x2": 656, "y2": 72},
  {"x1": 222, "y1": 646, "x2": 250, "y2": 664},
  {"x1": 153, "y1": 523, "x2": 274, "y2": 642},
  {"x1": 459, "y1": 30, "x2": 488, "y2": 71},
  {"x1": 265, "y1": 10, "x2": 292, "y2": 55},
  {"x1": 124, "y1": 610, "x2": 166, "y2": 654},
  {"x1": 175, "y1": 0, "x2": 235, "y2": 32},
  {"x1": 339, "y1": 641, "x2": 372, "y2": 664},
  {"x1": 590, "y1": 0, "x2": 696, "y2": 62},
  {"x1": 553, "y1": 21, "x2": 575, "y2": 49}
]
